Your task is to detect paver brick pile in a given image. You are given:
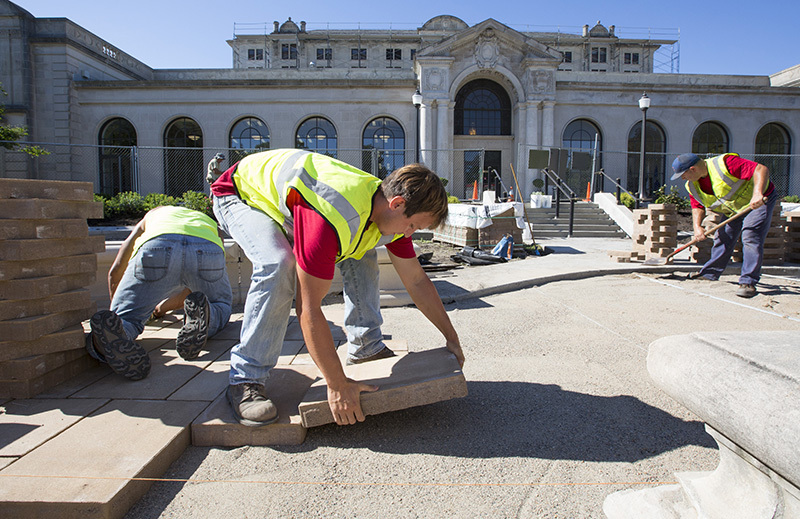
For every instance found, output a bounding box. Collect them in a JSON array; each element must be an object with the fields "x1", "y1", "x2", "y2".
[
  {"x1": 0, "y1": 179, "x2": 104, "y2": 398},
  {"x1": 608, "y1": 203, "x2": 678, "y2": 263},
  {"x1": 785, "y1": 210, "x2": 800, "y2": 264},
  {"x1": 731, "y1": 204, "x2": 785, "y2": 265}
]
